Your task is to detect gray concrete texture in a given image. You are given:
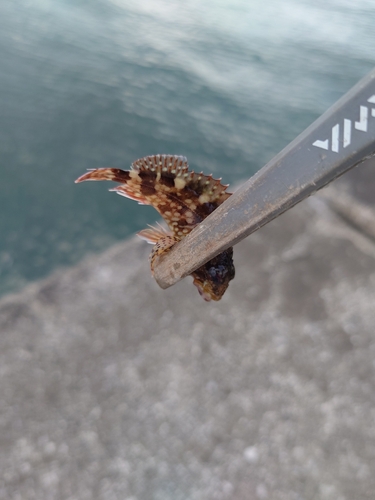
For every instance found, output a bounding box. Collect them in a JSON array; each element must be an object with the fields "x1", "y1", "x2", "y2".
[{"x1": 1, "y1": 159, "x2": 375, "y2": 500}]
